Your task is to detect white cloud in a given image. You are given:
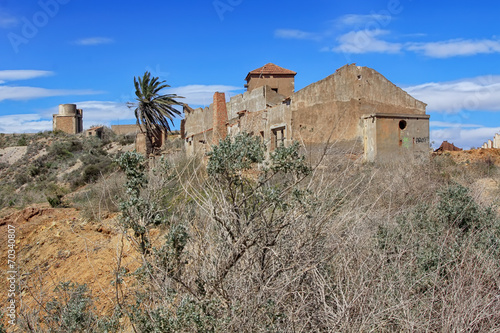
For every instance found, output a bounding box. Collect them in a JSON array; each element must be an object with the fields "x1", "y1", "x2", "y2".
[
  {"x1": 0, "y1": 13, "x2": 18, "y2": 28},
  {"x1": 166, "y1": 84, "x2": 243, "y2": 106},
  {"x1": 0, "y1": 114, "x2": 52, "y2": 133},
  {"x1": 405, "y1": 76, "x2": 500, "y2": 113},
  {"x1": 274, "y1": 29, "x2": 321, "y2": 41},
  {"x1": 332, "y1": 29, "x2": 402, "y2": 54},
  {"x1": 276, "y1": 14, "x2": 500, "y2": 58},
  {"x1": 74, "y1": 37, "x2": 114, "y2": 46},
  {"x1": 431, "y1": 126, "x2": 500, "y2": 149},
  {"x1": 334, "y1": 14, "x2": 392, "y2": 28},
  {"x1": 0, "y1": 70, "x2": 53, "y2": 82},
  {"x1": 407, "y1": 38, "x2": 500, "y2": 58},
  {"x1": 0, "y1": 86, "x2": 103, "y2": 102},
  {"x1": 430, "y1": 121, "x2": 481, "y2": 128}
]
